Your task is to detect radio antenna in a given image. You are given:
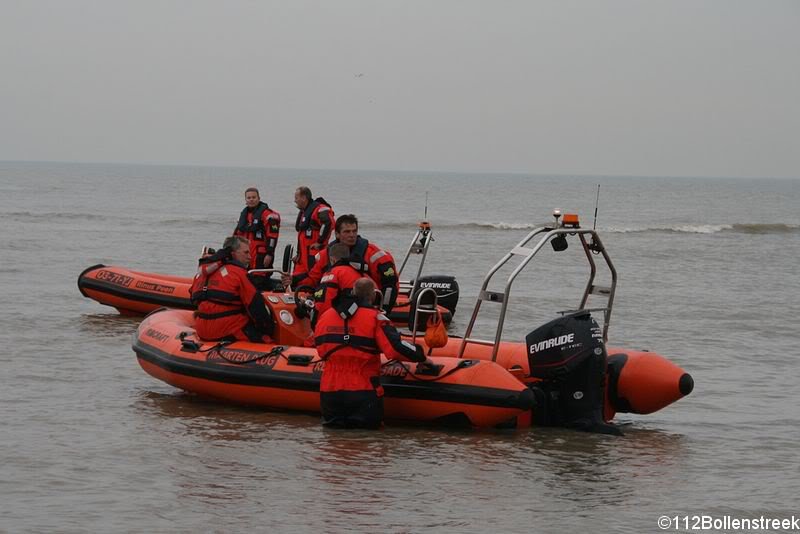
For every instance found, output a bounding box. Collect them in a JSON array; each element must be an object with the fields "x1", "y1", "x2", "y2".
[
  {"x1": 424, "y1": 191, "x2": 429, "y2": 220},
  {"x1": 593, "y1": 184, "x2": 601, "y2": 230}
]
